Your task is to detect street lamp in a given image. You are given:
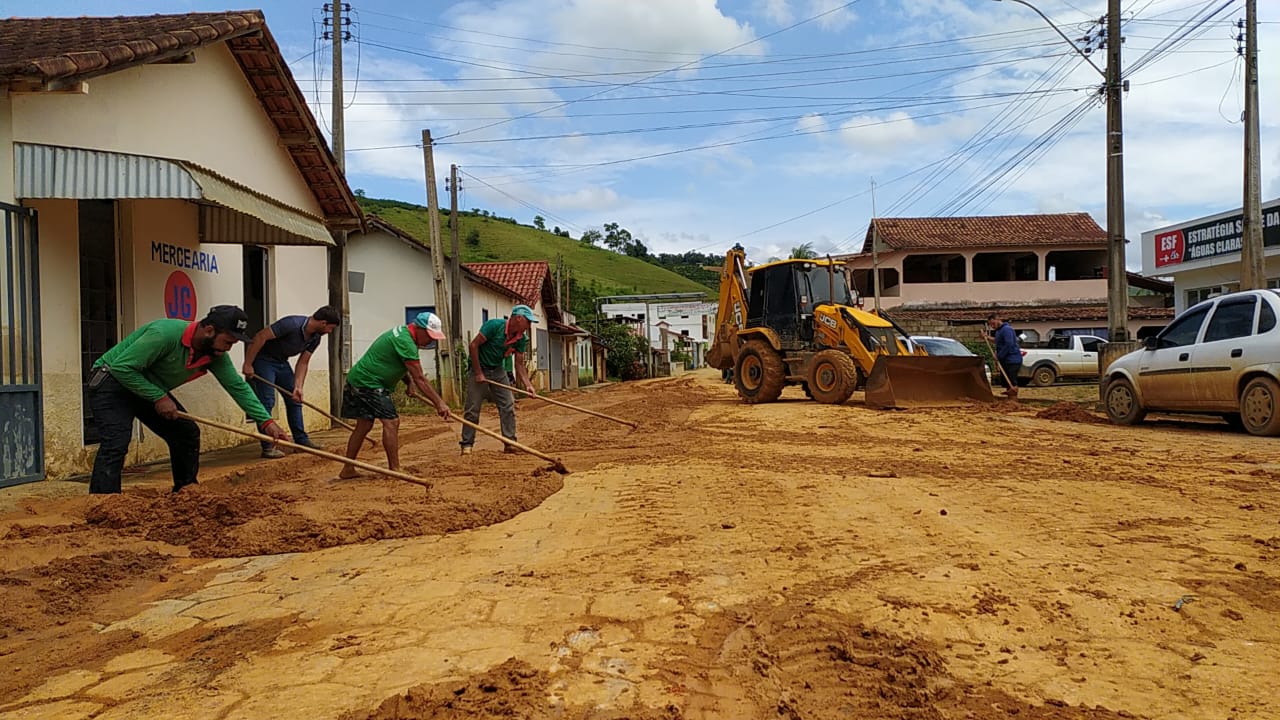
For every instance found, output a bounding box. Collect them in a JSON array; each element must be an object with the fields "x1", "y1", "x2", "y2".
[{"x1": 995, "y1": 0, "x2": 1129, "y2": 343}]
